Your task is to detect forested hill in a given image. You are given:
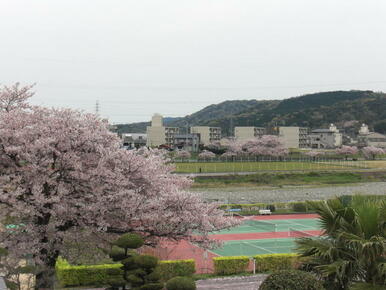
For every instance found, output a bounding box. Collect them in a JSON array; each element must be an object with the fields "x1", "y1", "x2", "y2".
[{"x1": 116, "y1": 90, "x2": 386, "y2": 135}]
